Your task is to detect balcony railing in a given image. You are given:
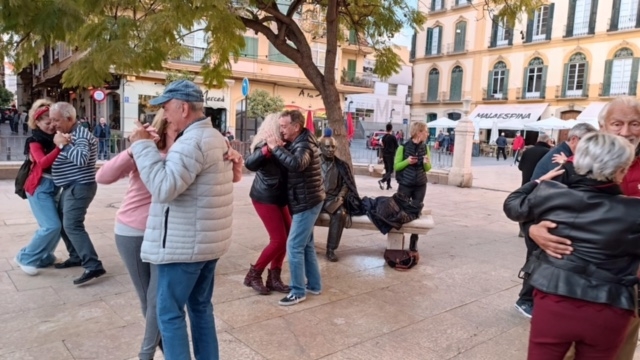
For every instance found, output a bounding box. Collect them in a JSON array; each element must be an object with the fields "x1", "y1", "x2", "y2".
[
  {"x1": 446, "y1": 41, "x2": 469, "y2": 54},
  {"x1": 450, "y1": 0, "x2": 471, "y2": 9},
  {"x1": 488, "y1": 36, "x2": 511, "y2": 48},
  {"x1": 441, "y1": 91, "x2": 468, "y2": 102},
  {"x1": 555, "y1": 85, "x2": 588, "y2": 99},
  {"x1": 429, "y1": 0, "x2": 447, "y2": 13},
  {"x1": 419, "y1": 92, "x2": 441, "y2": 103},
  {"x1": 516, "y1": 88, "x2": 545, "y2": 100},
  {"x1": 482, "y1": 88, "x2": 508, "y2": 101},
  {"x1": 172, "y1": 45, "x2": 208, "y2": 63},
  {"x1": 340, "y1": 72, "x2": 375, "y2": 88},
  {"x1": 600, "y1": 82, "x2": 639, "y2": 97}
]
